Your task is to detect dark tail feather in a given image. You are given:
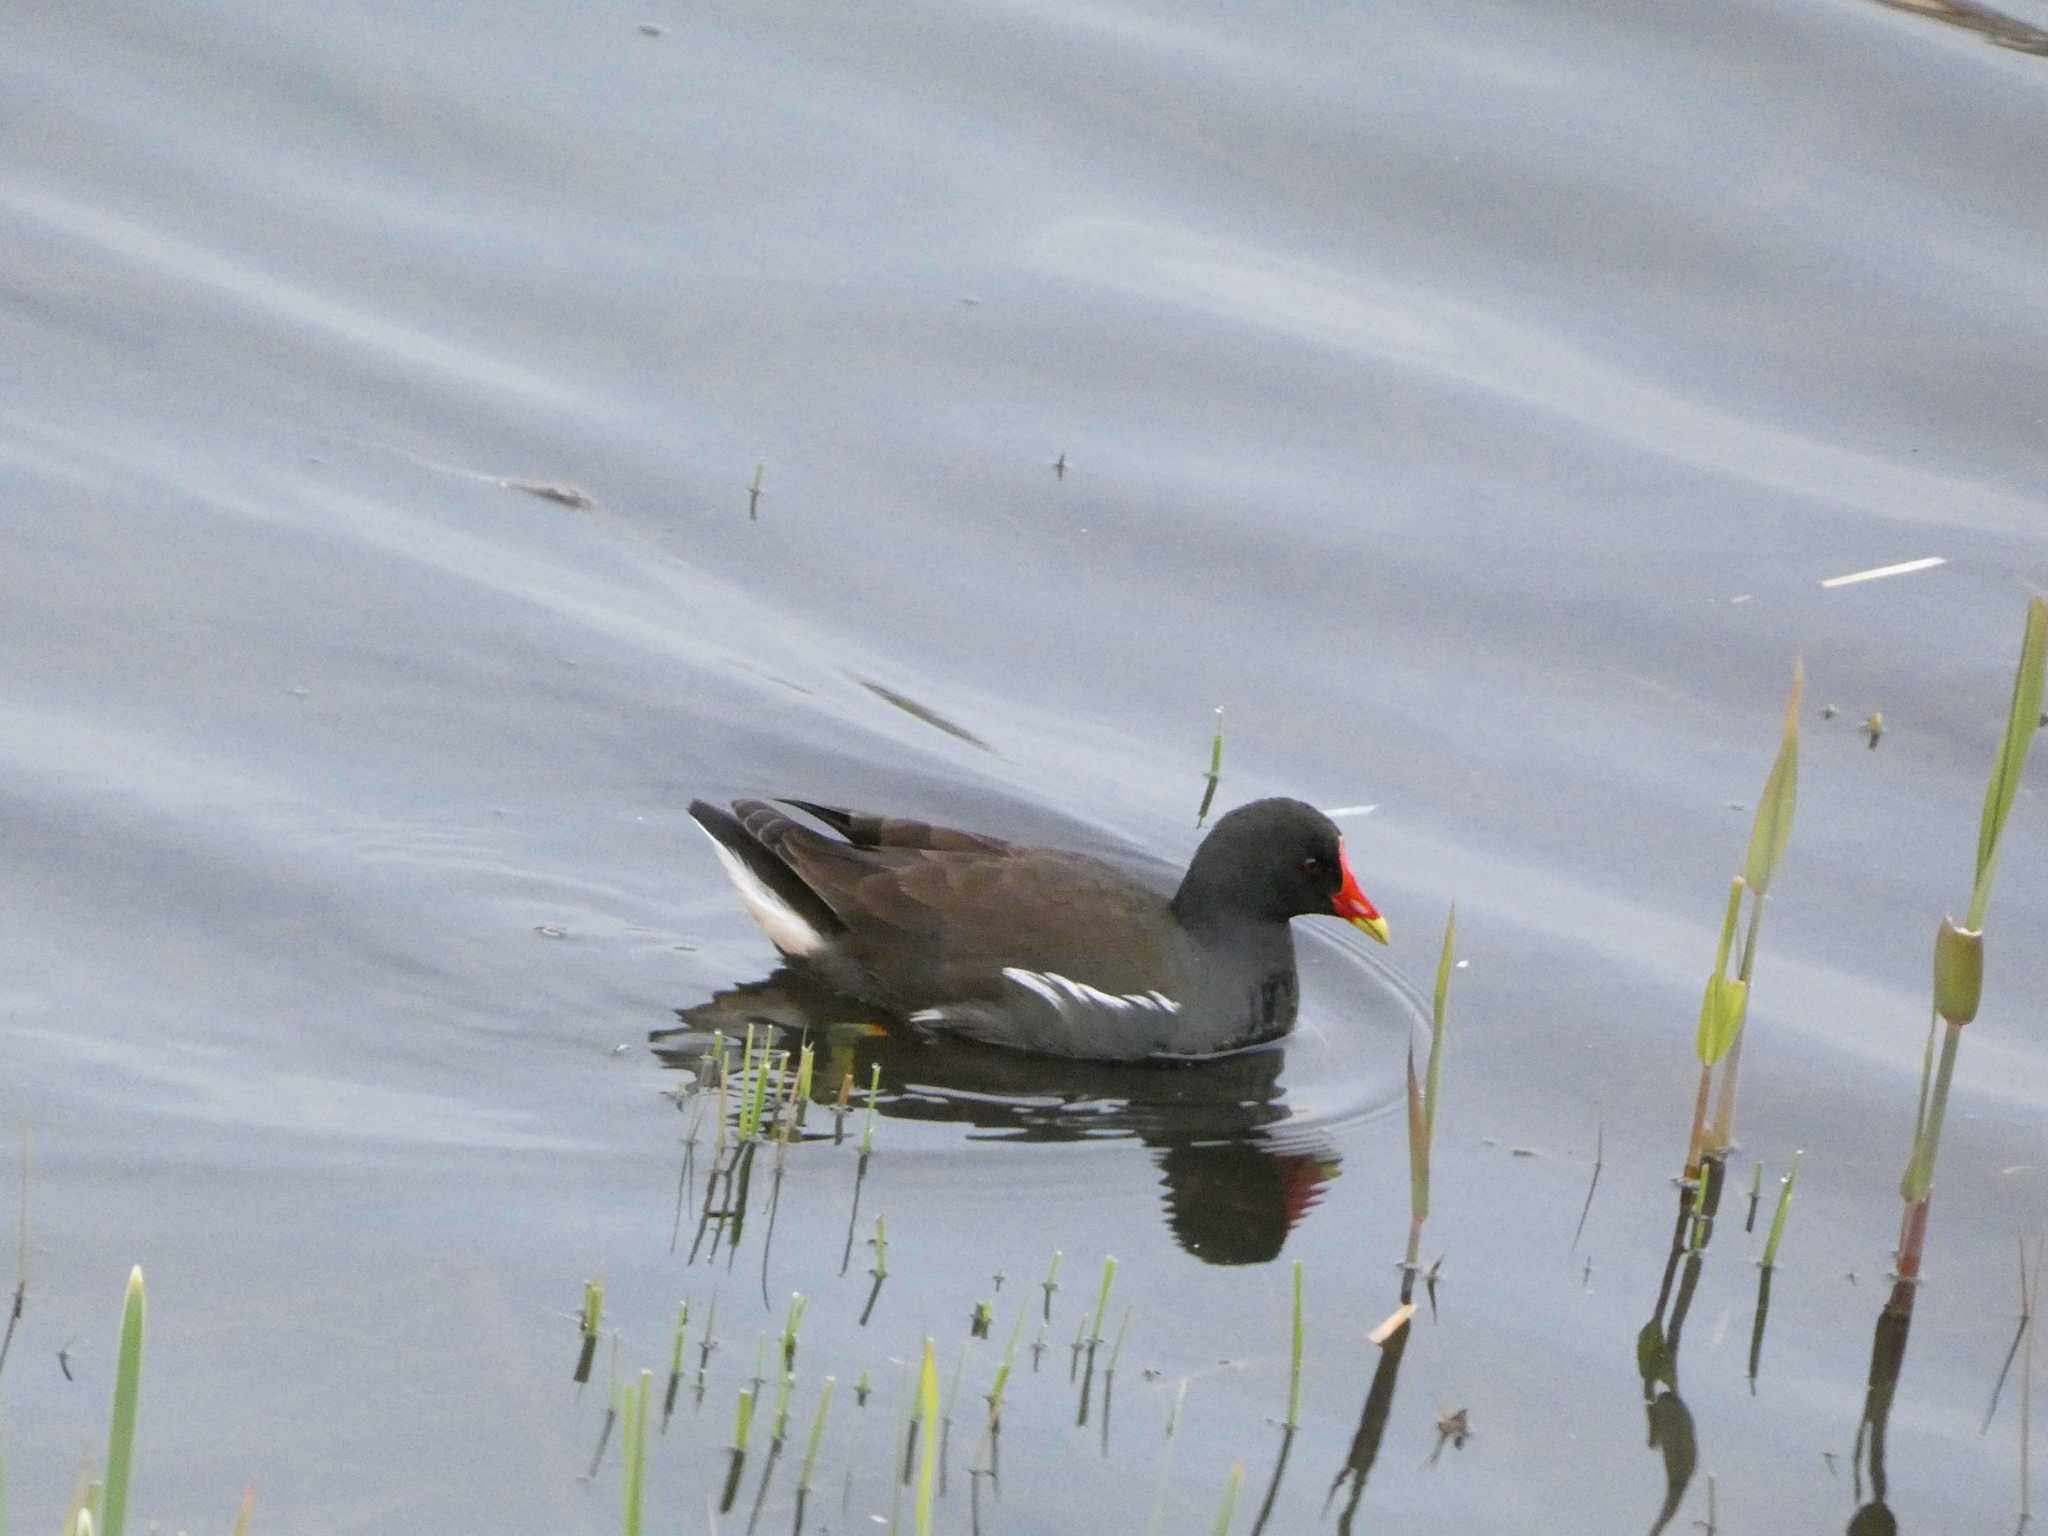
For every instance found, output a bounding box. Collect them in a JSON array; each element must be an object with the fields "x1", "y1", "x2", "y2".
[{"x1": 687, "y1": 800, "x2": 849, "y2": 938}]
